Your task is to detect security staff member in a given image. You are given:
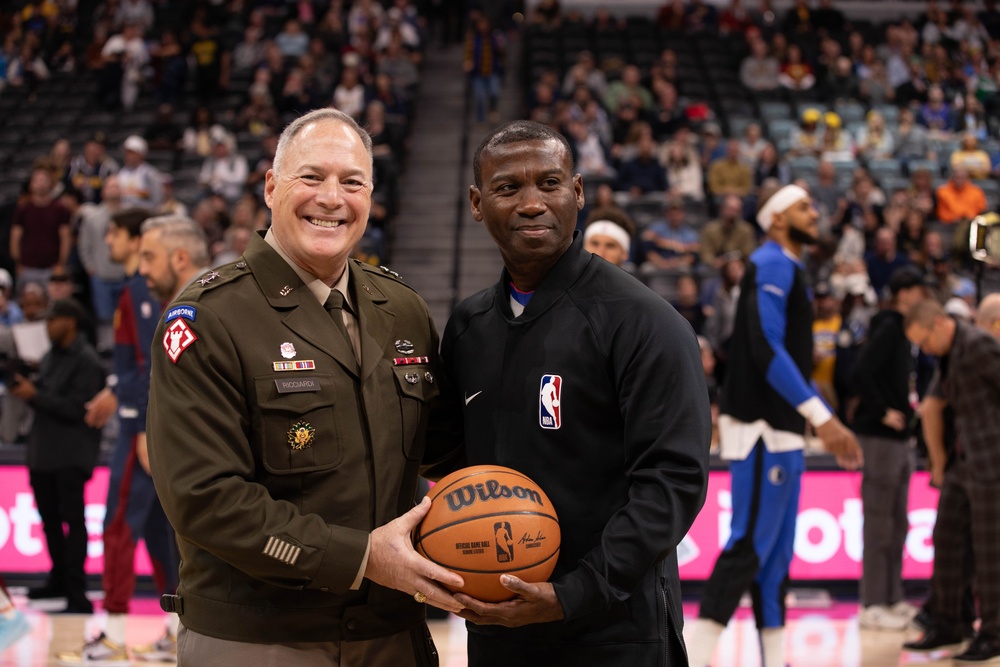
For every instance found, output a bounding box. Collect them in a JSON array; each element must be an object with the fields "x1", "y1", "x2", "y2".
[{"x1": 147, "y1": 108, "x2": 464, "y2": 666}]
